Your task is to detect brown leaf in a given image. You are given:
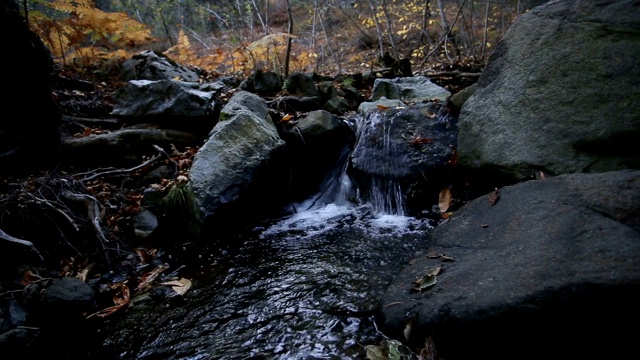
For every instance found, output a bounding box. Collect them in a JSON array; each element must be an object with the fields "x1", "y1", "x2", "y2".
[
  {"x1": 20, "y1": 270, "x2": 42, "y2": 285},
  {"x1": 87, "y1": 283, "x2": 130, "y2": 318},
  {"x1": 377, "y1": 104, "x2": 390, "y2": 110},
  {"x1": 487, "y1": 189, "x2": 500, "y2": 206},
  {"x1": 136, "y1": 264, "x2": 167, "y2": 291},
  {"x1": 438, "y1": 187, "x2": 452, "y2": 213},
  {"x1": 281, "y1": 113, "x2": 294, "y2": 122}
]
